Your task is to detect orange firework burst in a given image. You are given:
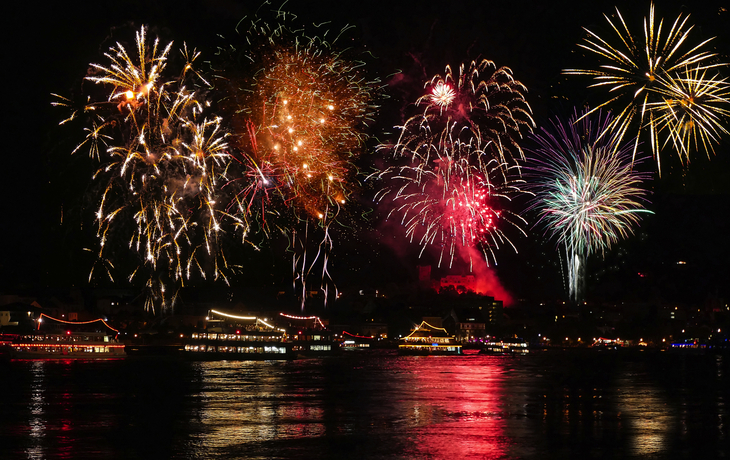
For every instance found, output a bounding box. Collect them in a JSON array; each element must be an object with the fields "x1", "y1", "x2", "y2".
[
  {"x1": 250, "y1": 46, "x2": 371, "y2": 222},
  {"x1": 214, "y1": 10, "x2": 379, "y2": 307}
]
